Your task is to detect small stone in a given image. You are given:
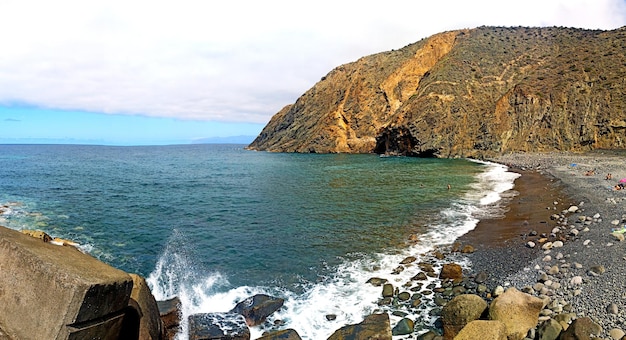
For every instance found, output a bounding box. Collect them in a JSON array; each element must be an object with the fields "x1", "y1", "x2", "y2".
[
  {"x1": 326, "y1": 314, "x2": 337, "y2": 321},
  {"x1": 607, "y1": 303, "x2": 619, "y2": 314},
  {"x1": 612, "y1": 232, "x2": 625, "y2": 242},
  {"x1": 543, "y1": 255, "x2": 552, "y2": 262},
  {"x1": 492, "y1": 286, "x2": 504, "y2": 297},
  {"x1": 583, "y1": 240, "x2": 591, "y2": 246},
  {"x1": 611, "y1": 220, "x2": 620, "y2": 226},
  {"x1": 382, "y1": 283, "x2": 394, "y2": 297},
  {"x1": 589, "y1": 265, "x2": 606, "y2": 276},
  {"x1": 555, "y1": 252, "x2": 564, "y2": 260},
  {"x1": 542, "y1": 242, "x2": 554, "y2": 250},
  {"x1": 569, "y1": 276, "x2": 583, "y2": 285},
  {"x1": 568, "y1": 206, "x2": 579, "y2": 213},
  {"x1": 552, "y1": 241, "x2": 564, "y2": 248},
  {"x1": 527, "y1": 241, "x2": 536, "y2": 248},
  {"x1": 570, "y1": 229, "x2": 579, "y2": 236},
  {"x1": 474, "y1": 271, "x2": 488, "y2": 284},
  {"x1": 367, "y1": 277, "x2": 388, "y2": 287},
  {"x1": 574, "y1": 262, "x2": 583, "y2": 269},
  {"x1": 548, "y1": 265, "x2": 560, "y2": 275},
  {"x1": 398, "y1": 292, "x2": 411, "y2": 301}
]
